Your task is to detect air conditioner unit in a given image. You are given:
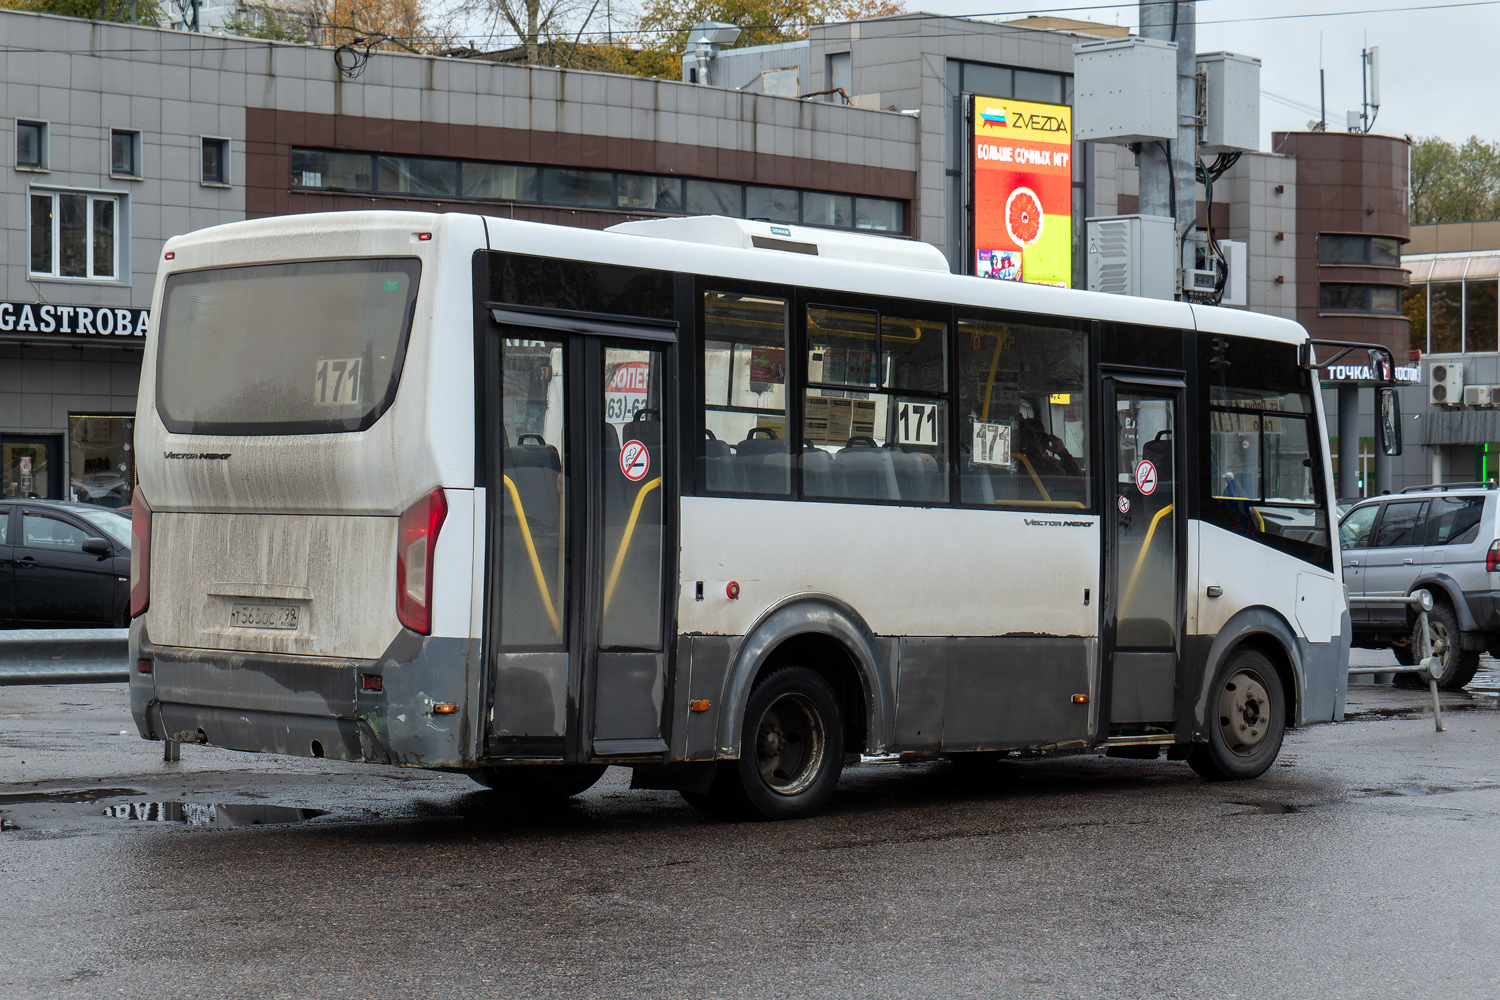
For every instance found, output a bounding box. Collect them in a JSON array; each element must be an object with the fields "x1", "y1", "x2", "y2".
[
  {"x1": 1464, "y1": 384, "x2": 1493, "y2": 407},
  {"x1": 1431, "y1": 362, "x2": 1464, "y2": 405}
]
